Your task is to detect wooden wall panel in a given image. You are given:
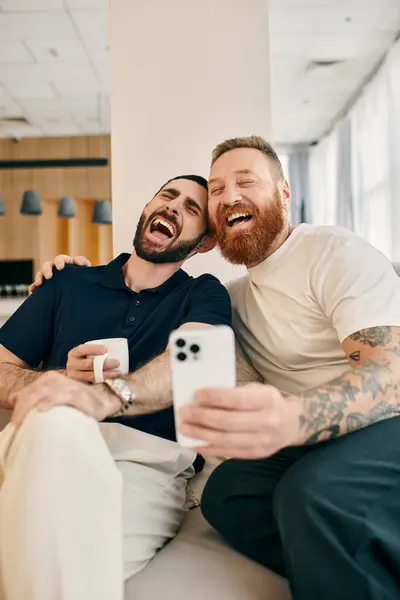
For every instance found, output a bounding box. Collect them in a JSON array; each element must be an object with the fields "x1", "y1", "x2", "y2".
[{"x1": 0, "y1": 135, "x2": 112, "y2": 271}]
